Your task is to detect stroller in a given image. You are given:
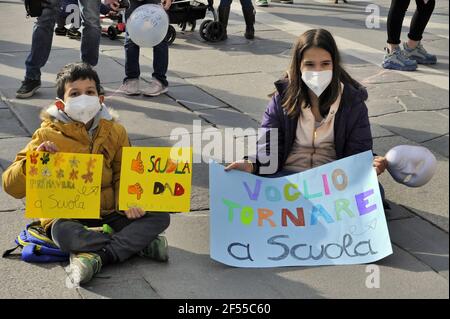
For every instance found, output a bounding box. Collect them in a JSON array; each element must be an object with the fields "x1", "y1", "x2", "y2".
[
  {"x1": 166, "y1": 0, "x2": 225, "y2": 44},
  {"x1": 100, "y1": 0, "x2": 224, "y2": 44},
  {"x1": 100, "y1": 1, "x2": 128, "y2": 40}
]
